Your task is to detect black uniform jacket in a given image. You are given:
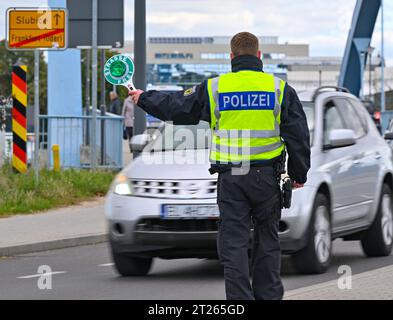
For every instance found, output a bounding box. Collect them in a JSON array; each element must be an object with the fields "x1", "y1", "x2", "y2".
[{"x1": 137, "y1": 55, "x2": 311, "y2": 184}]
